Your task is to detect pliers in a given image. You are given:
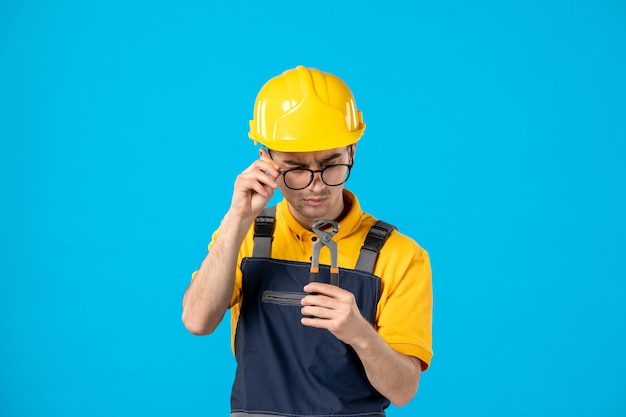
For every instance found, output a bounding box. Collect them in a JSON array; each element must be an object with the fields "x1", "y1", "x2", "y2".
[{"x1": 310, "y1": 219, "x2": 340, "y2": 286}]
